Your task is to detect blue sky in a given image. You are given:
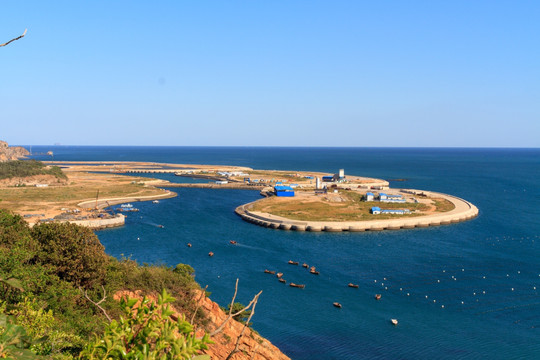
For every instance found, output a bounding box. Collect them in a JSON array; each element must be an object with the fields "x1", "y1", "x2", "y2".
[{"x1": 2, "y1": 1, "x2": 539, "y2": 147}]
